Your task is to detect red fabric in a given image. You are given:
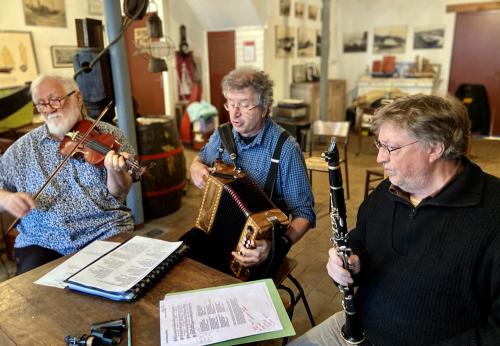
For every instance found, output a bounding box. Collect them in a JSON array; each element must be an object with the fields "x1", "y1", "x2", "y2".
[{"x1": 179, "y1": 83, "x2": 203, "y2": 144}]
